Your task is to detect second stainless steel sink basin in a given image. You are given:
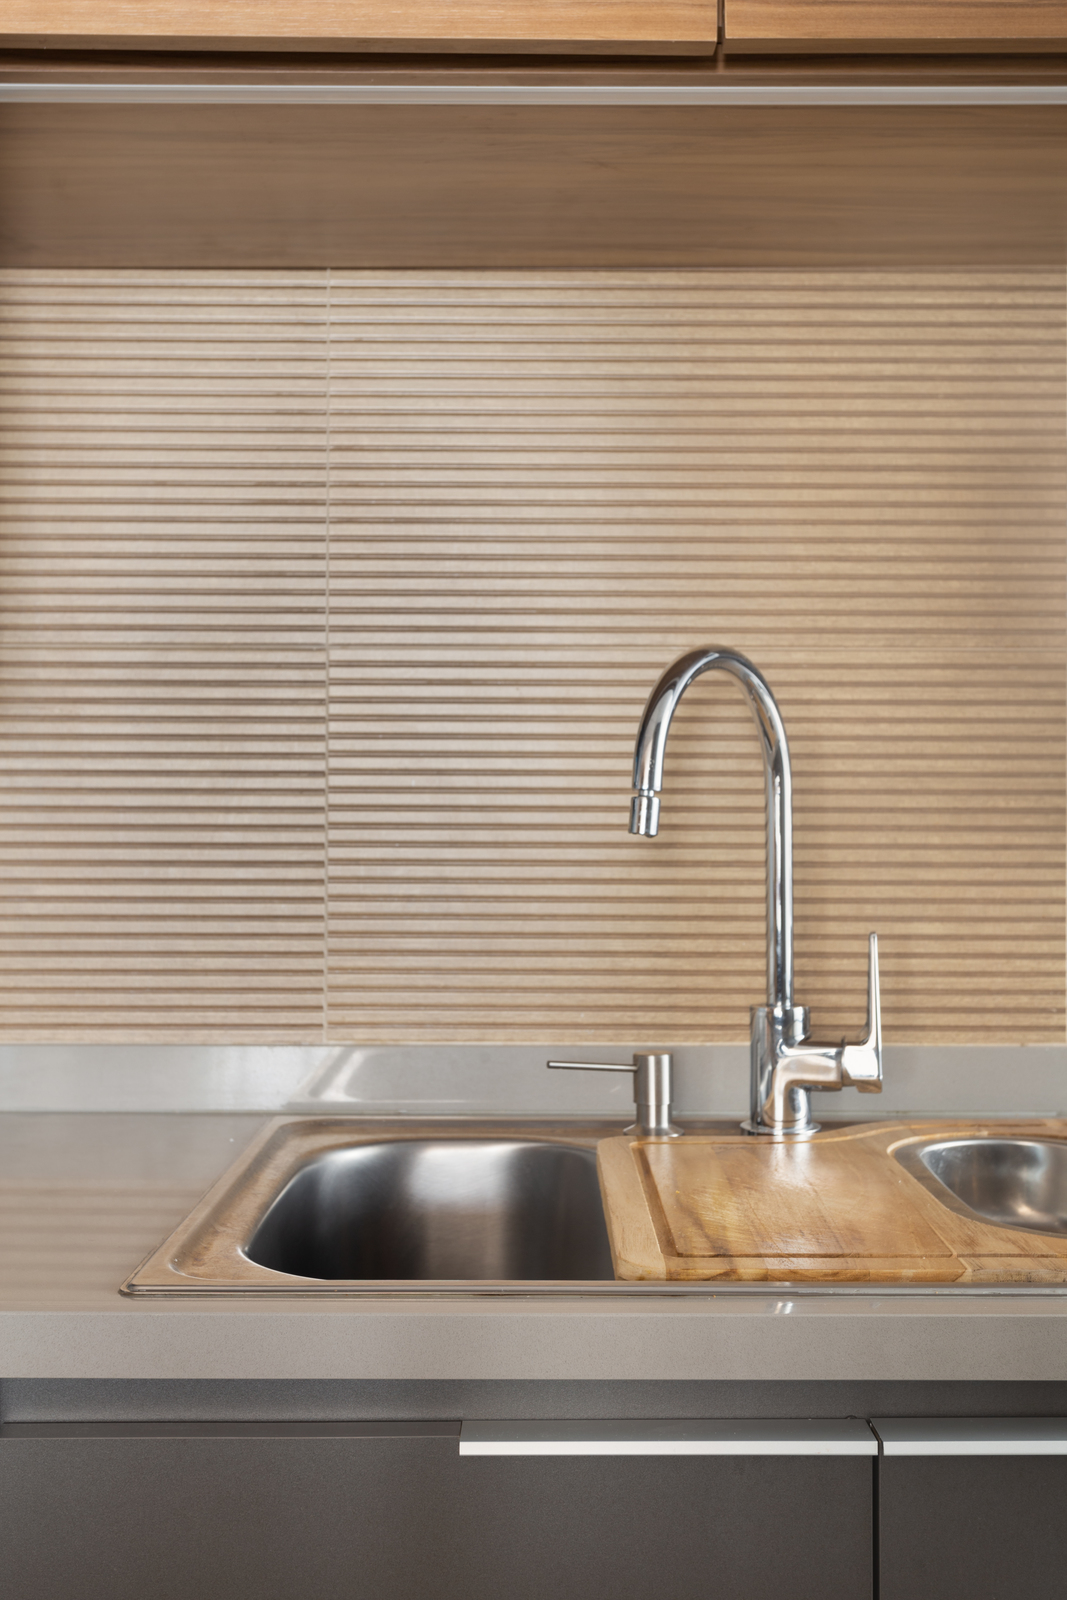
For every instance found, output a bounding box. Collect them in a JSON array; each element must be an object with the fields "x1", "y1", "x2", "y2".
[{"x1": 894, "y1": 1137, "x2": 1067, "y2": 1237}]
